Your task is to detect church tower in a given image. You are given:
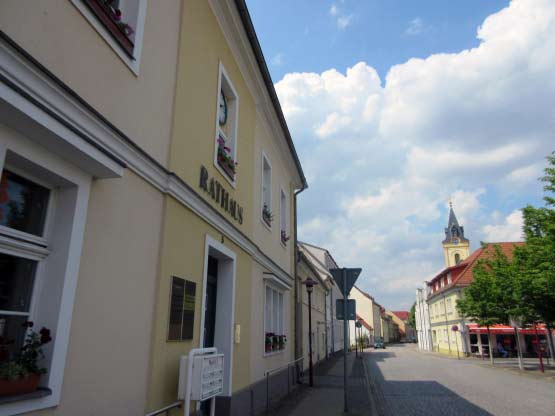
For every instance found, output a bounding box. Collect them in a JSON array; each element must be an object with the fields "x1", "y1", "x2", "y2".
[{"x1": 442, "y1": 202, "x2": 470, "y2": 267}]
